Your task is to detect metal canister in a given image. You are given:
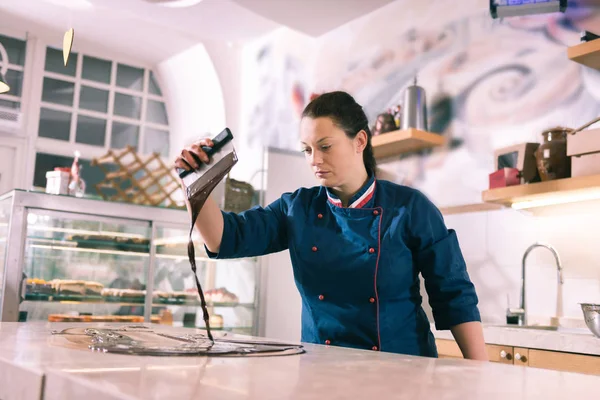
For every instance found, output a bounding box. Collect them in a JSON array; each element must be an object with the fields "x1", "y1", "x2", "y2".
[{"x1": 401, "y1": 78, "x2": 428, "y2": 131}]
